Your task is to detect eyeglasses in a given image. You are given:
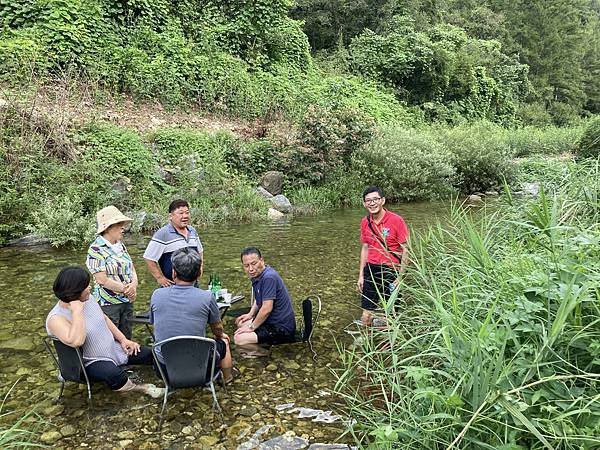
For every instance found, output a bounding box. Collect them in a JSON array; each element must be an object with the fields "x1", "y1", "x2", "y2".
[{"x1": 364, "y1": 197, "x2": 382, "y2": 205}]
